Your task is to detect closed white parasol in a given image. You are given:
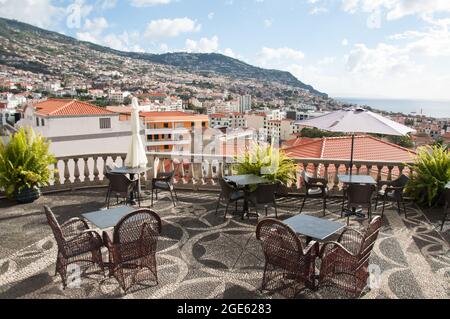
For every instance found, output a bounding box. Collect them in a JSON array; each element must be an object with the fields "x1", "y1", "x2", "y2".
[{"x1": 125, "y1": 97, "x2": 148, "y2": 168}]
